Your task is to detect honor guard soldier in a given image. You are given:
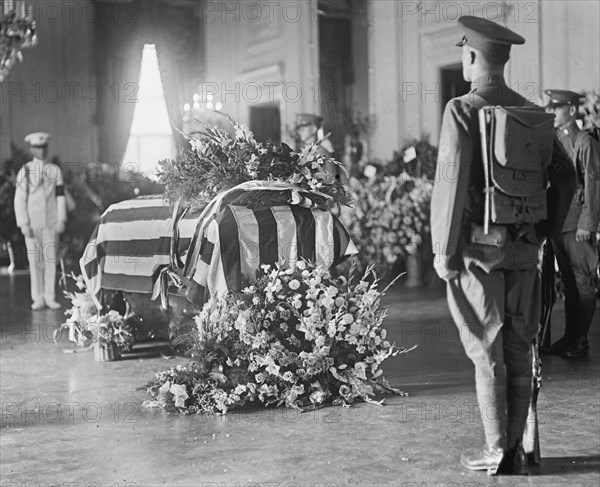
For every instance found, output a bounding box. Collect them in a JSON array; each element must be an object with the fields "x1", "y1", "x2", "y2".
[
  {"x1": 430, "y1": 16, "x2": 576, "y2": 475},
  {"x1": 544, "y1": 89, "x2": 600, "y2": 358},
  {"x1": 14, "y1": 132, "x2": 67, "y2": 310}
]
